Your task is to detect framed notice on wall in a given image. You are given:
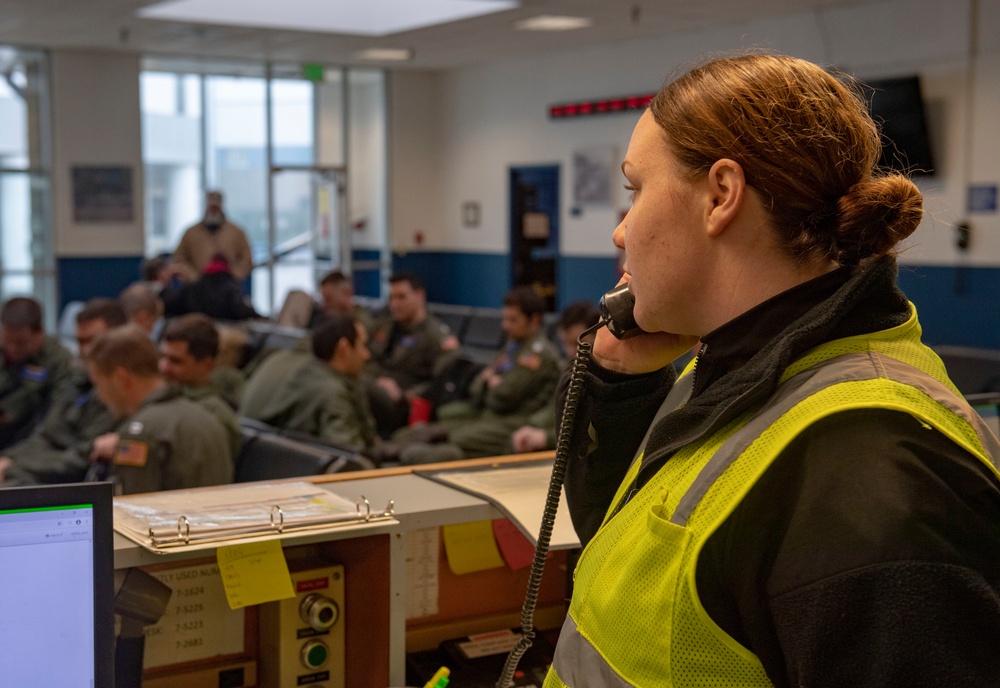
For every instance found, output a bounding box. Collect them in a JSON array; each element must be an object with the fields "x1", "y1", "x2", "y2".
[
  {"x1": 71, "y1": 165, "x2": 134, "y2": 222},
  {"x1": 573, "y1": 145, "x2": 615, "y2": 204}
]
